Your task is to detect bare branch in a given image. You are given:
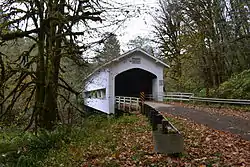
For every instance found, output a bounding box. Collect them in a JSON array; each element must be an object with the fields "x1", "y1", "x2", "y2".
[
  {"x1": 58, "y1": 93, "x2": 85, "y2": 115},
  {"x1": 0, "y1": 81, "x2": 35, "y2": 119},
  {"x1": 59, "y1": 77, "x2": 80, "y2": 95}
]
